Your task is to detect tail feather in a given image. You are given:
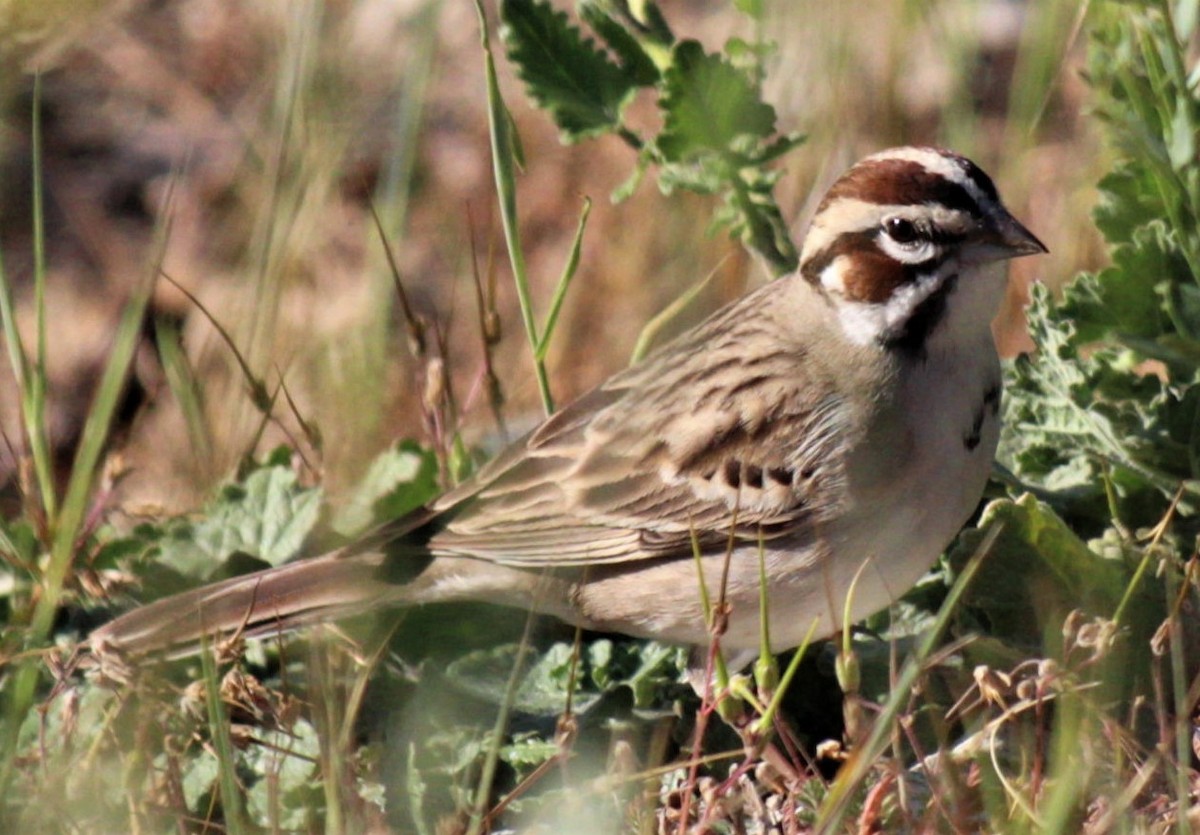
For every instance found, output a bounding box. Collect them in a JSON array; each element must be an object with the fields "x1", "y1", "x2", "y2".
[{"x1": 89, "y1": 551, "x2": 401, "y2": 661}]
